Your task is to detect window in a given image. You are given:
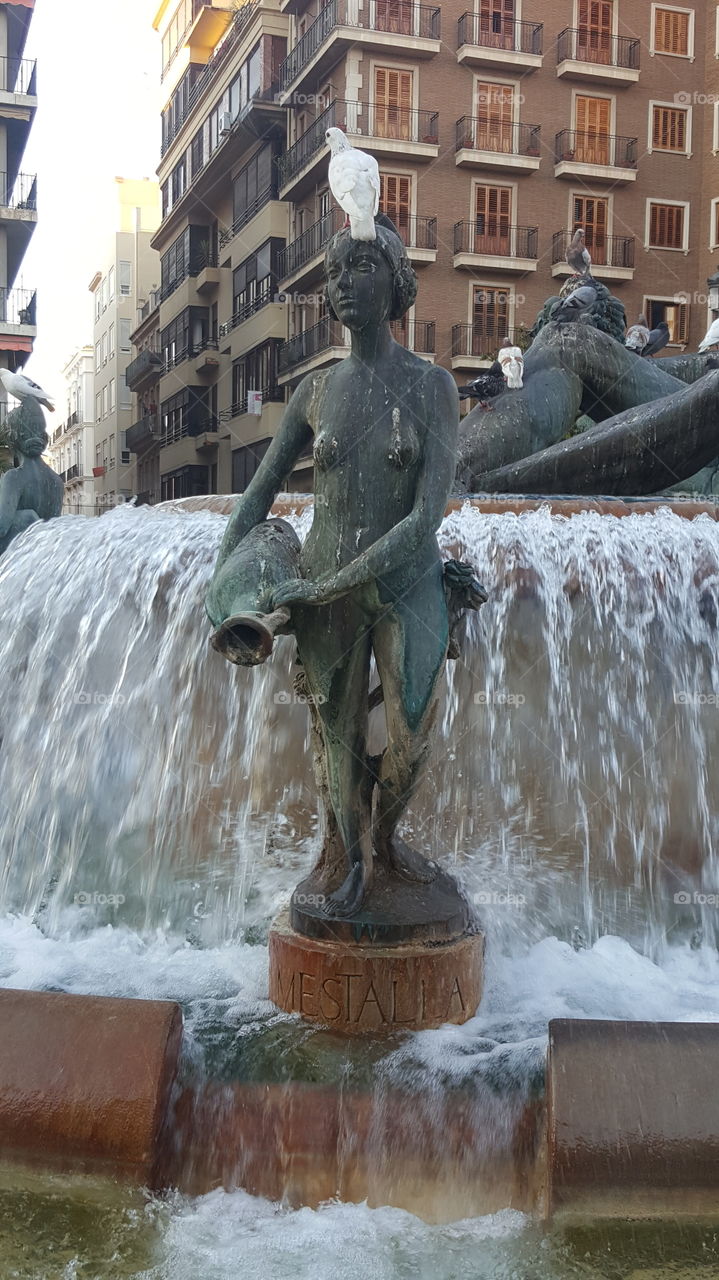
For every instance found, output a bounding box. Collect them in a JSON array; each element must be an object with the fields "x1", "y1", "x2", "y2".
[
  {"x1": 109, "y1": 433, "x2": 116, "y2": 467},
  {"x1": 574, "y1": 96, "x2": 612, "y2": 165},
  {"x1": 120, "y1": 379, "x2": 132, "y2": 408},
  {"x1": 101, "y1": 332, "x2": 108, "y2": 365},
  {"x1": 160, "y1": 388, "x2": 211, "y2": 444},
  {"x1": 120, "y1": 318, "x2": 132, "y2": 352},
  {"x1": 109, "y1": 379, "x2": 116, "y2": 412},
  {"x1": 160, "y1": 465, "x2": 210, "y2": 502},
  {"x1": 95, "y1": 340, "x2": 101, "y2": 372},
  {"x1": 473, "y1": 183, "x2": 511, "y2": 254},
  {"x1": 161, "y1": 307, "x2": 209, "y2": 369},
  {"x1": 374, "y1": 67, "x2": 414, "y2": 141},
  {"x1": 161, "y1": 0, "x2": 197, "y2": 75},
  {"x1": 232, "y1": 438, "x2": 272, "y2": 493},
  {"x1": 160, "y1": 226, "x2": 210, "y2": 299},
  {"x1": 231, "y1": 143, "x2": 277, "y2": 234},
  {"x1": 119, "y1": 262, "x2": 132, "y2": 296},
  {"x1": 711, "y1": 198, "x2": 719, "y2": 249},
  {"x1": 645, "y1": 296, "x2": 689, "y2": 344},
  {"x1": 576, "y1": 0, "x2": 613, "y2": 65},
  {"x1": 572, "y1": 194, "x2": 609, "y2": 264},
  {"x1": 95, "y1": 393, "x2": 102, "y2": 424},
  {"x1": 380, "y1": 173, "x2": 412, "y2": 239},
  {"x1": 651, "y1": 104, "x2": 689, "y2": 152},
  {"x1": 231, "y1": 341, "x2": 282, "y2": 414},
  {"x1": 102, "y1": 385, "x2": 108, "y2": 417},
  {"x1": 652, "y1": 5, "x2": 692, "y2": 56},
  {"x1": 471, "y1": 285, "x2": 510, "y2": 353},
  {"x1": 95, "y1": 442, "x2": 102, "y2": 465},
  {"x1": 108, "y1": 323, "x2": 115, "y2": 359},
  {"x1": 648, "y1": 201, "x2": 687, "y2": 249},
  {"x1": 101, "y1": 276, "x2": 108, "y2": 312},
  {"x1": 231, "y1": 241, "x2": 283, "y2": 325},
  {"x1": 95, "y1": 290, "x2": 101, "y2": 321},
  {"x1": 108, "y1": 266, "x2": 115, "y2": 301}
]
